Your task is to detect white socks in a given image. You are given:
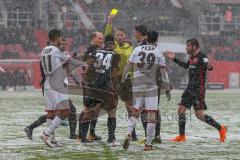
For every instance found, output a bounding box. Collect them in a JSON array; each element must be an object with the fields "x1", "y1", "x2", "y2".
[
  {"x1": 45, "y1": 116, "x2": 62, "y2": 136},
  {"x1": 146, "y1": 123, "x2": 156, "y2": 146},
  {"x1": 127, "y1": 116, "x2": 137, "y2": 136}
]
